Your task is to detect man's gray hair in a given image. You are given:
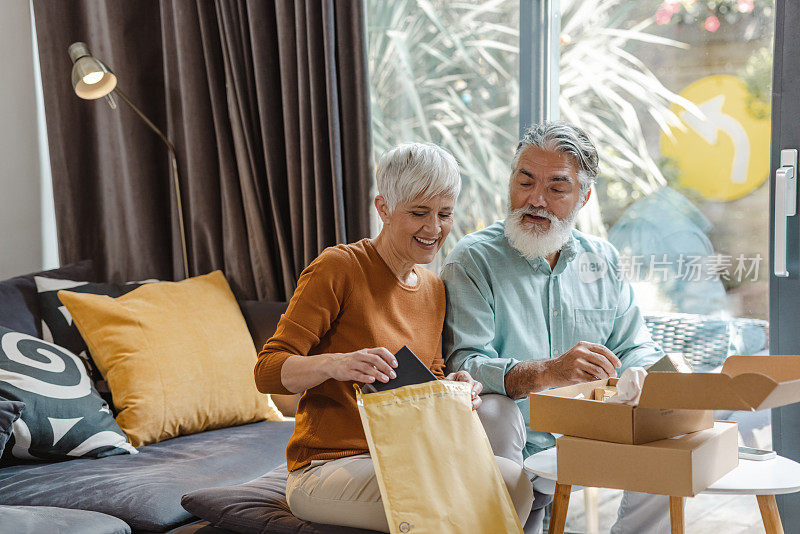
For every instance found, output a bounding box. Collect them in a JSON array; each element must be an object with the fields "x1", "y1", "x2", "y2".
[
  {"x1": 513, "y1": 121, "x2": 599, "y2": 197},
  {"x1": 376, "y1": 142, "x2": 461, "y2": 212}
]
